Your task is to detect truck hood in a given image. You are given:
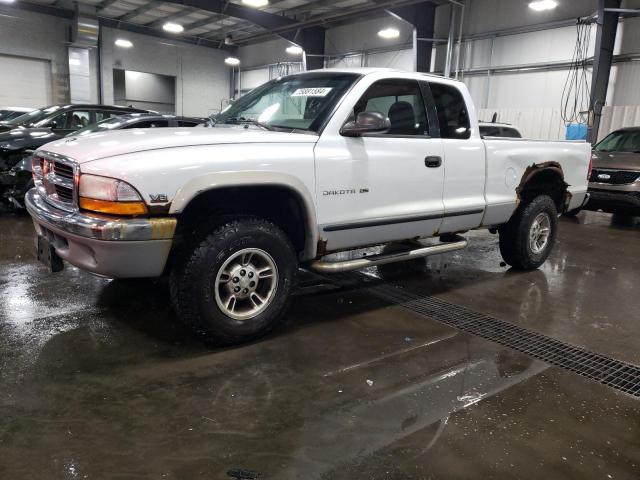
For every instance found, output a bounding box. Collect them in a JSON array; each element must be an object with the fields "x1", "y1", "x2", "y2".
[
  {"x1": 592, "y1": 150, "x2": 640, "y2": 170},
  {"x1": 36, "y1": 126, "x2": 318, "y2": 164}
]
